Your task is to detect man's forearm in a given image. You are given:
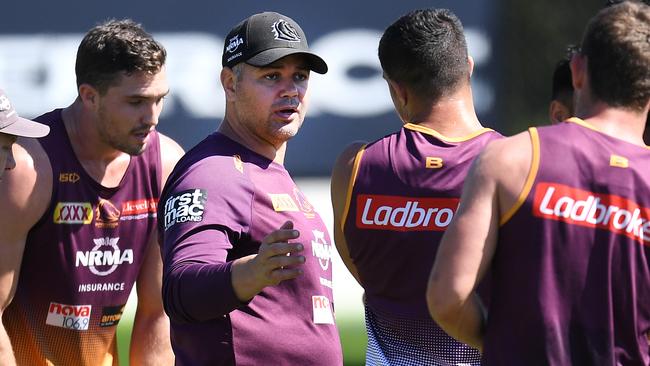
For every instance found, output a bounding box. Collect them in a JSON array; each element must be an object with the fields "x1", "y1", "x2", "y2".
[{"x1": 130, "y1": 310, "x2": 174, "y2": 365}]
